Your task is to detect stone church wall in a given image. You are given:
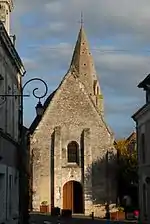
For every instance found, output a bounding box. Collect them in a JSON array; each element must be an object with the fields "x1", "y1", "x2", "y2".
[{"x1": 30, "y1": 70, "x2": 116, "y2": 216}]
